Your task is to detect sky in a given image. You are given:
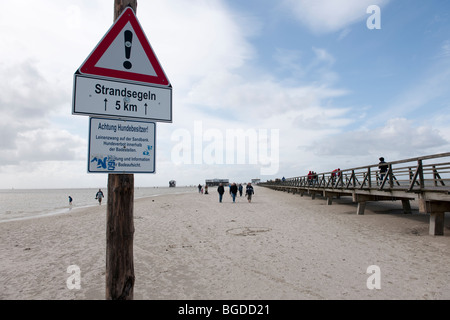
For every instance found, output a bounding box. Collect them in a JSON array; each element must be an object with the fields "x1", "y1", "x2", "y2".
[{"x1": 1, "y1": 0, "x2": 450, "y2": 189}]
